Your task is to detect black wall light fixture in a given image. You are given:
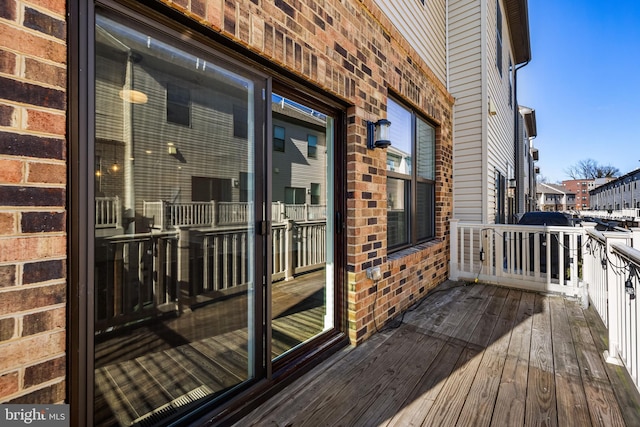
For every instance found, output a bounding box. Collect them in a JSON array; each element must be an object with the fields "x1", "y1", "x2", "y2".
[{"x1": 367, "y1": 119, "x2": 391, "y2": 150}]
